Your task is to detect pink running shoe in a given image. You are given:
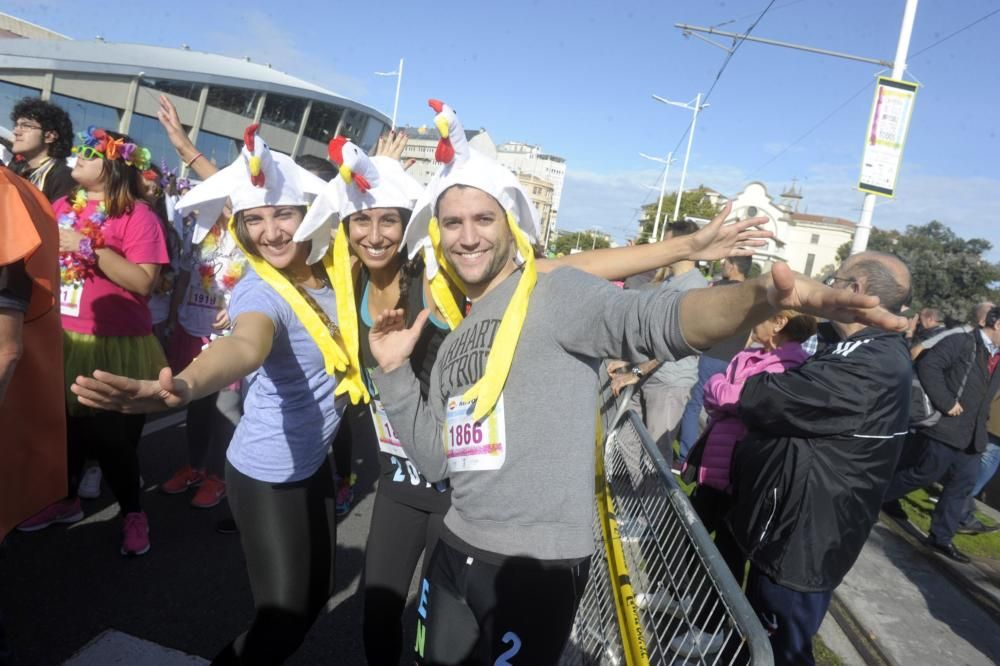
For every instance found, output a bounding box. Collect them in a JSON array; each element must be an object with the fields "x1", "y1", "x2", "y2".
[
  {"x1": 121, "y1": 511, "x2": 150, "y2": 556},
  {"x1": 161, "y1": 465, "x2": 204, "y2": 494},
  {"x1": 17, "y1": 498, "x2": 84, "y2": 532},
  {"x1": 191, "y1": 475, "x2": 226, "y2": 509}
]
